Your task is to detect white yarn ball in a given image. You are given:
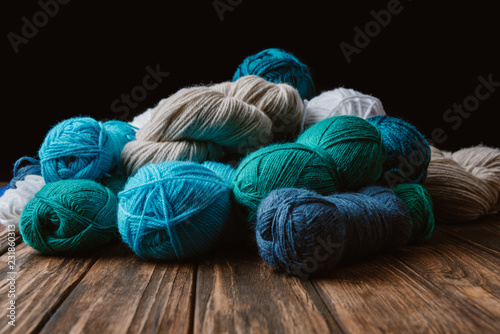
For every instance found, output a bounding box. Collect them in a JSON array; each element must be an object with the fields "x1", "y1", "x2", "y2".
[
  {"x1": 302, "y1": 88, "x2": 386, "y2": 131},
  {"x1": 129, "y1": 108, "x2": 154, "y2": 129},
  {"x1": 0, "y1": 175, "x2": 45, "y2": 230},
  {"x1": 128, "y1": 98, "x2": 168, "y2": 129}
]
